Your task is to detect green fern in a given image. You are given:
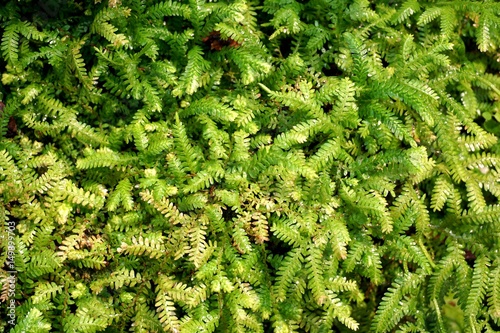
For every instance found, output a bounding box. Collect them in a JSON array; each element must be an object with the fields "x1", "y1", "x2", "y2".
[{"x1": 2, "y1": 0, "x2": 500, "y2": 331}]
